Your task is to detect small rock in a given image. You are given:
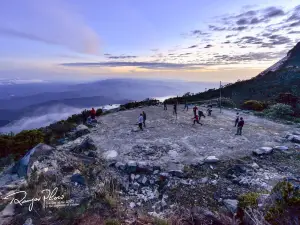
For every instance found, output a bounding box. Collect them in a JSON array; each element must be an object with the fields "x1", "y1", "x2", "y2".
[
  {"x1": 292, "y1": 131, "x2": 300, "y2": 135},
  {"x1": 115, "y1": 162, "x2": 126, "y2": 170},
  {"x1": 130, "y1": 174, "x2": 135, "y2": 181},
  {"x1": 223, "y1": 199, "x2": 238, "y2": 213},
  {"x1": 129, "y1": 202, "x2": 136, "y2": 208},
  {"x1": 253, "y1": 147, "x2": 273, "y2": 156},
  {"x1": 23, "y1": 218, "x2": 33, "y2": 225},
  {"x1": 153, "y1": 170, "x2": 159, "y2": 175},
  {"x1": 161, "y1": 199, "x2": 167, "y2": 207},
  {"x1": 251, "y1": 162, "x2": 260, "y2": 169},
  {"x1": 71, "y1": 174, "x2": 85, "y2": 186},
  {"x1": 200, "y1": 177, "x2": 209, "y2": 184},
  {"x1": 204, "y1": 156, "x2": 220, "y2": 163},
  {"x1": 210, "y1": 165, "x2": 214, "y2": 170},
  {"x1": 274, "y1": 146, "x2": 289, "y2": 151},
  {"x1": 126, "y1": 161, "x2": 137, "y2": 173},
  {"x1": 211, "y1": 180, "x2": 217, "y2": 185},
  {"x1": 291, "y1": 135, "x2": 300, "y2": 144},
  {"x1": 141, "y1": 176, "x2": 148, "y2": 184},
  {"x1": 227, "y1": 188, "x2": 233, "y2": 192},
  {"x1": 169, "y1": 170, "x2": 185, "y2": 178}
]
